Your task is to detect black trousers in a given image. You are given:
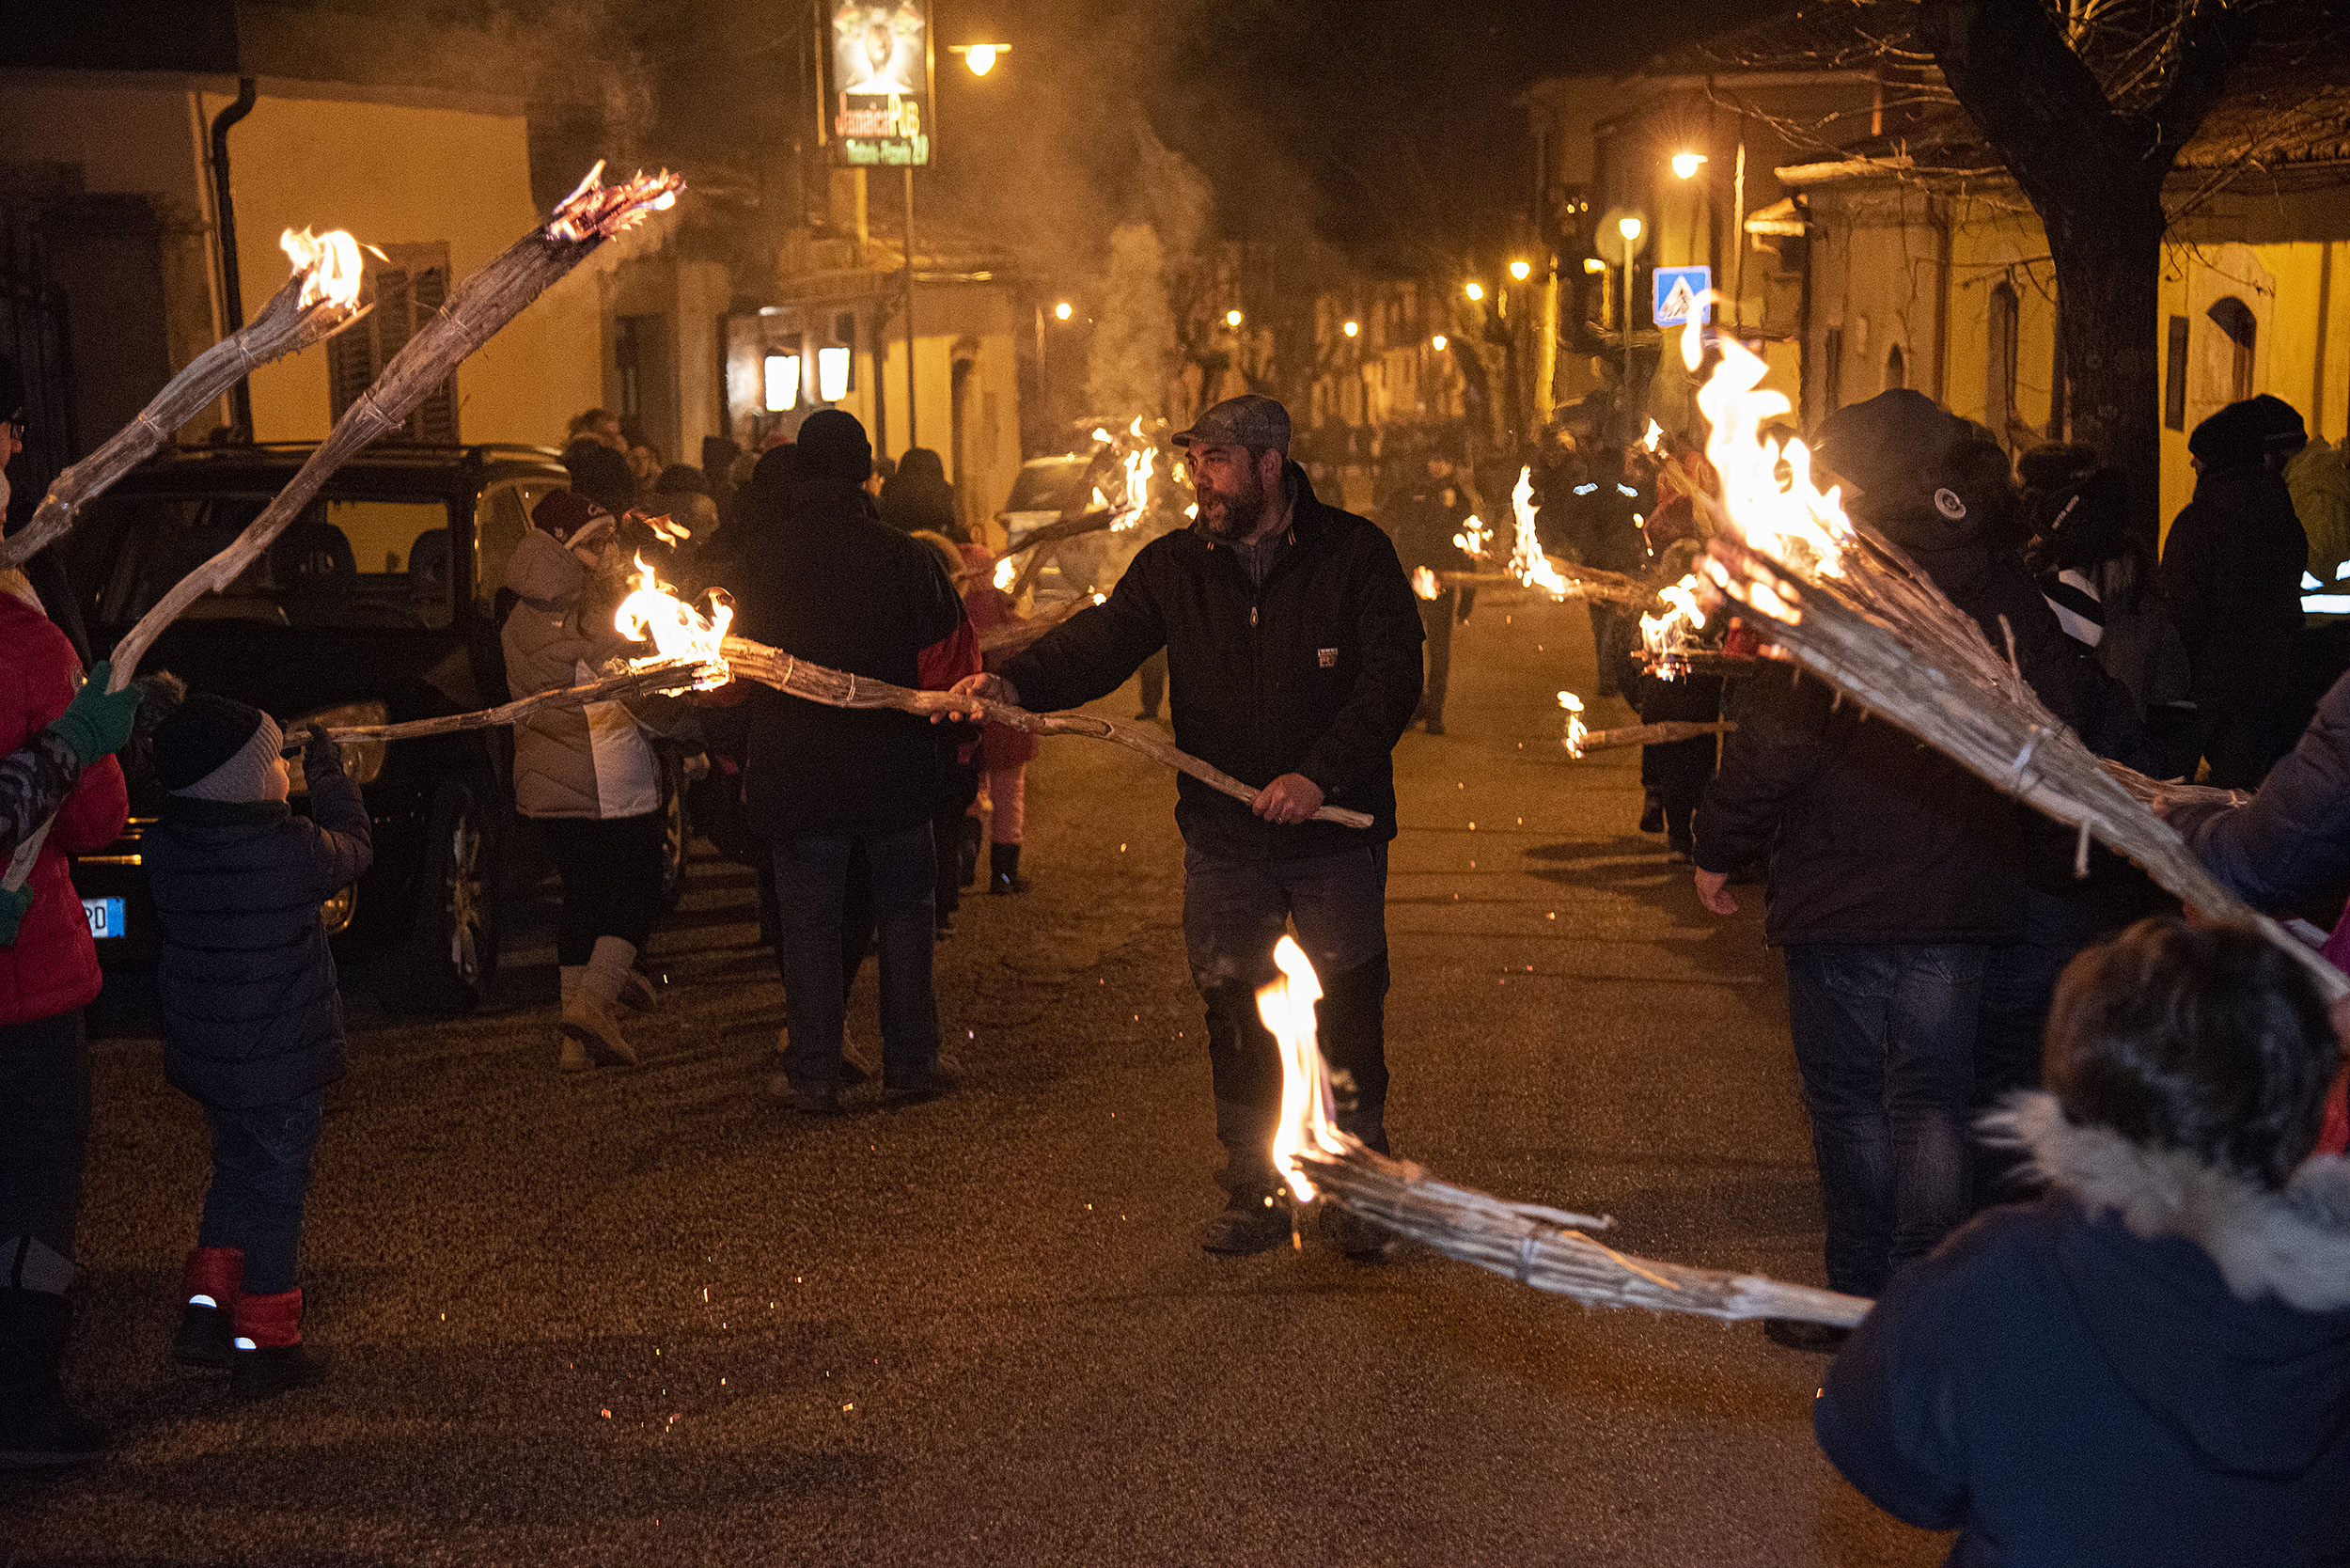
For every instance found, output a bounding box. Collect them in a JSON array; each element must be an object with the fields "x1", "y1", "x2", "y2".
[
  {"x1": 538, "y1": 813, "x2": 666, "y2": 966},
  {"x1": 0, "y1": 1010, "x2": 87, "y2": 1272},
  {"x1": 1417, "y1": 591, "x2": 1455, "y2": 721}
]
